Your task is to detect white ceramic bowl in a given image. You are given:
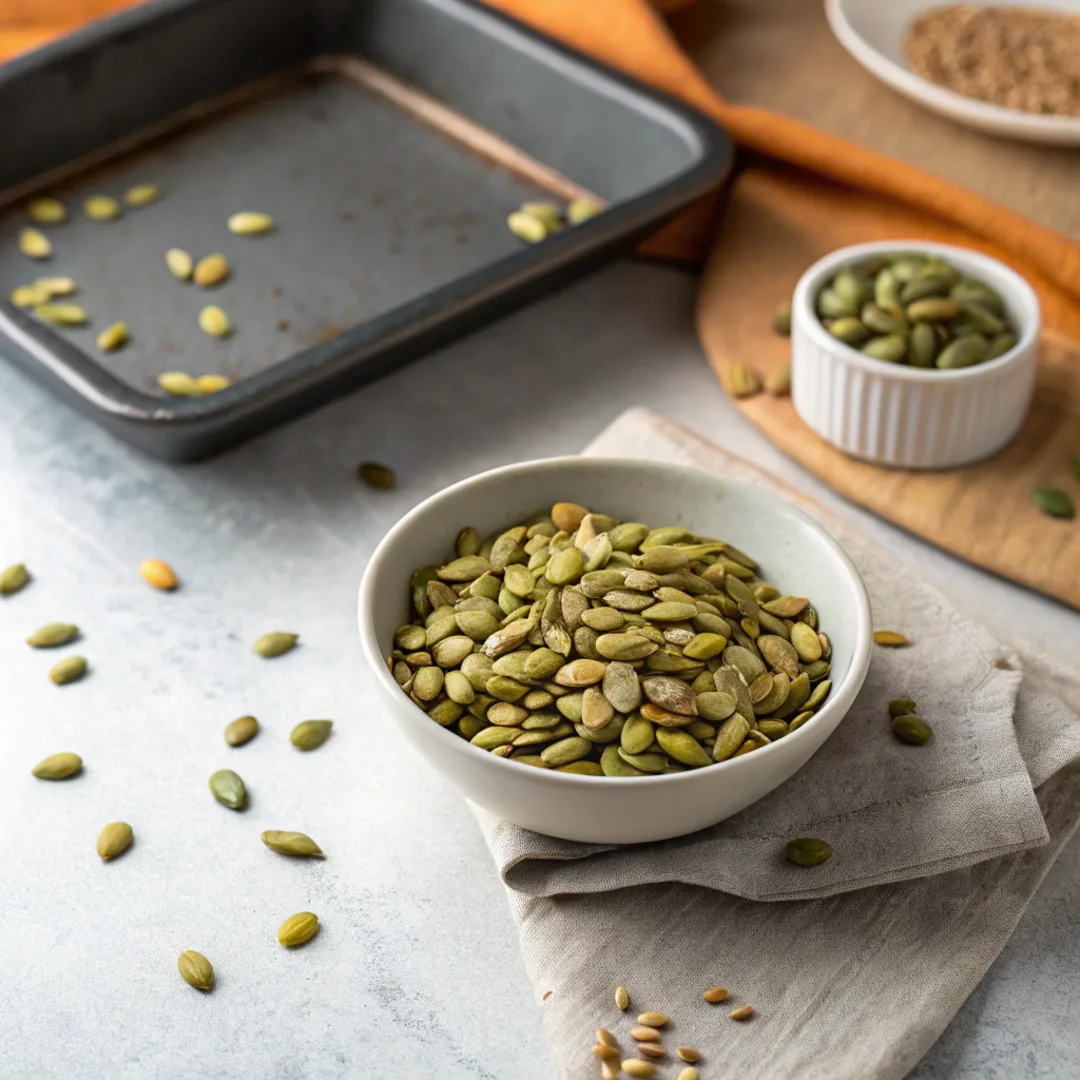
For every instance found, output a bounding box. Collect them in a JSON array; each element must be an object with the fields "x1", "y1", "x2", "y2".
[
  {"x1": 791, "y1": 240, "x2": 1040, "y2": 470},
  {"x1": 358, "y1": 457, "x2": 872, "y2": 844},
  {"x1": 826, "y1": 0, "x2": 1080, "y2": 146}
]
